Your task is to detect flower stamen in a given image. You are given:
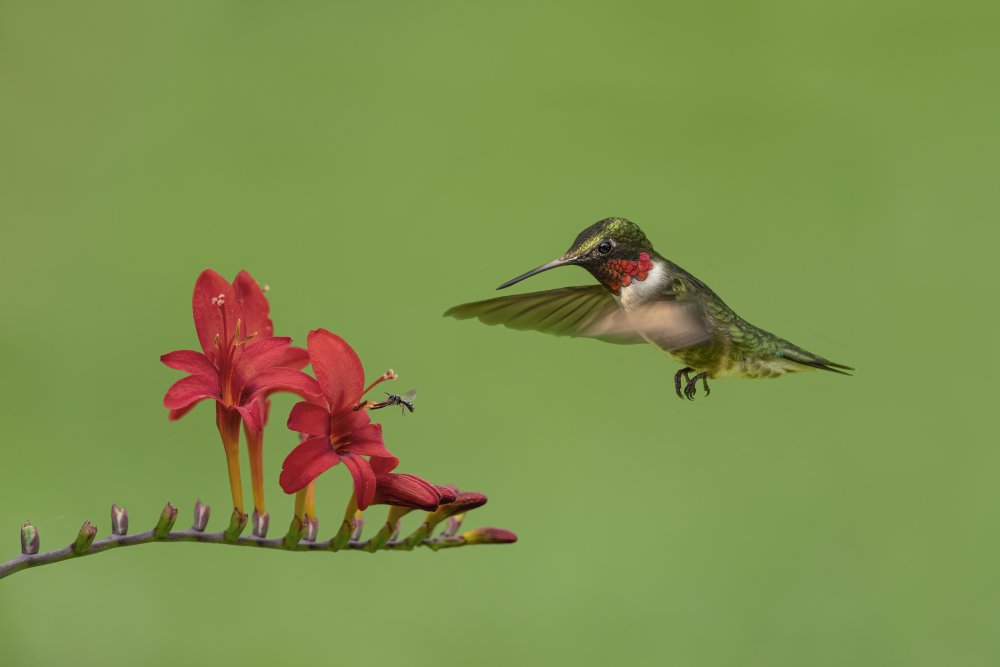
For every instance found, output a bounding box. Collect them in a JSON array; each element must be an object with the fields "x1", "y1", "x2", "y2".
[
  {"x1": 351, "y1": 369, "x2": 397, "y2": 410},
  {"x1": 237, "y1": 331, "x2": 258, "y2": 346}
]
